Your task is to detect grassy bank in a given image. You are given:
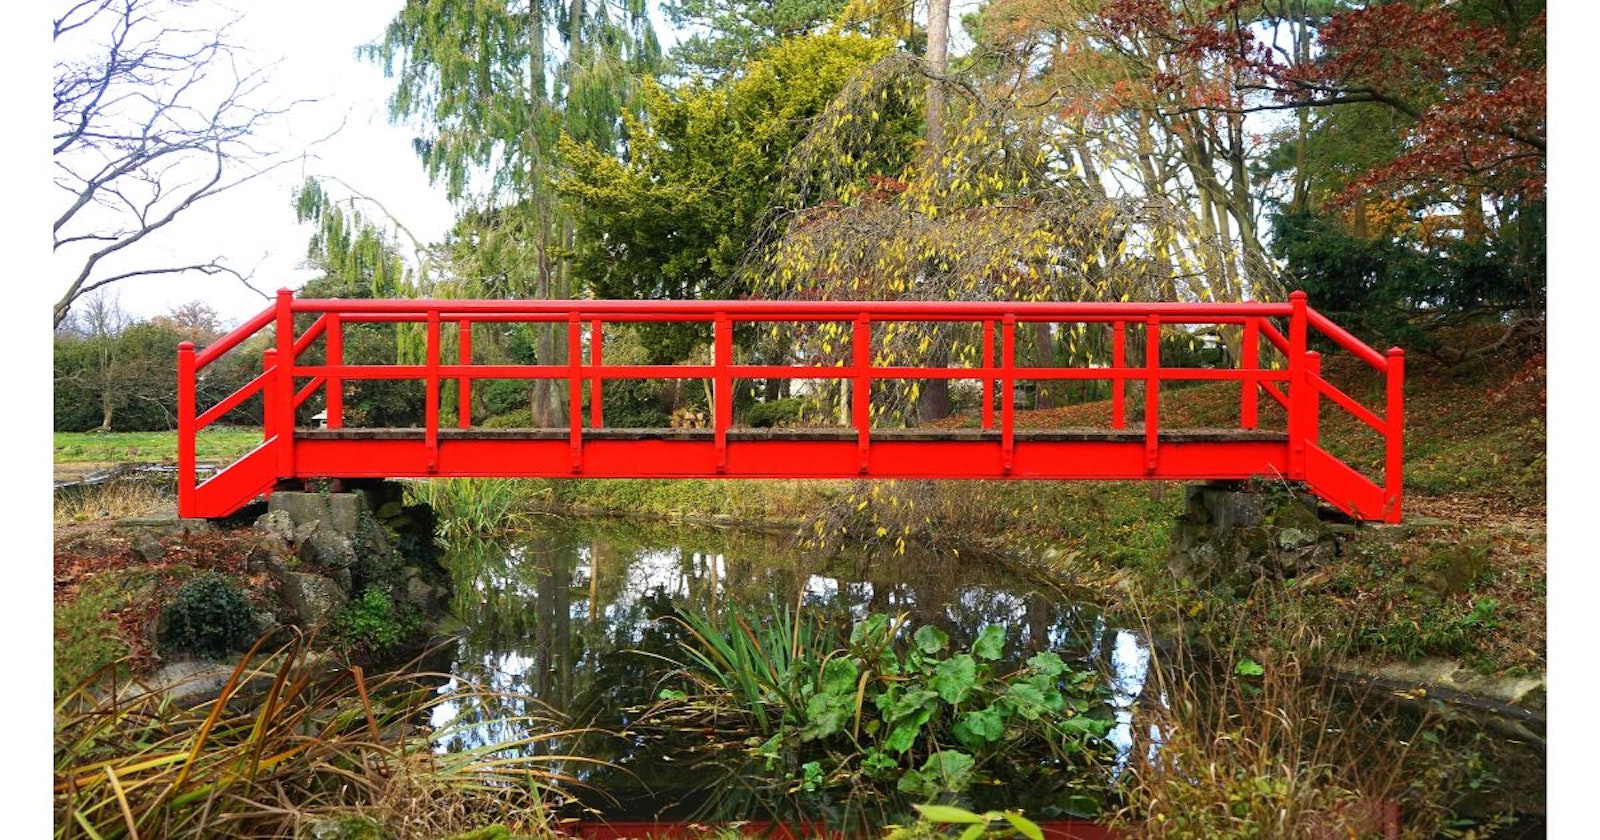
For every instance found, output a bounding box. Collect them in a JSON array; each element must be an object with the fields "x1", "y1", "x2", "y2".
[{"x1": 54, "y1": 426, "x2": 263, "y2": 467}]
